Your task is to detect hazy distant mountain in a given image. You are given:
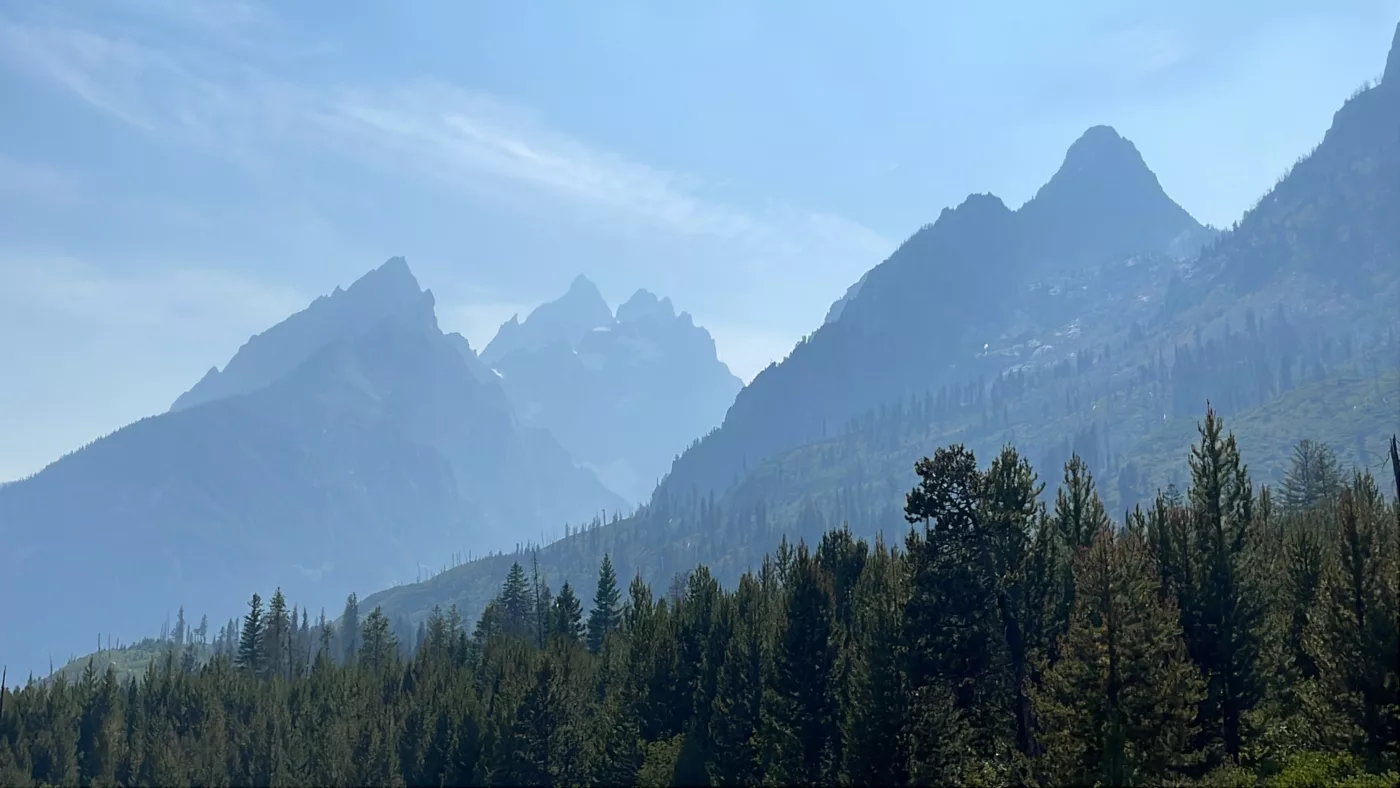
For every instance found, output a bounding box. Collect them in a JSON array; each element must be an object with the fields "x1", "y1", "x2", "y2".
[
  {"x1": 664, "y1": 125, "x2": 1213, "y2": 501},
  {"x1": 479, "y1": 275, "x2": 614, "y2": 366},
  {"x1": 0, "y1": 259, "x2": 623, "y2": 679},
  {"x1": 171, "y1": 257, "x2": 427, "y2": 412},
  {"x1": 1018, "y1": 126, "x2": 1214, "y2": 269},
  {"x1": 484, "y1": 279, "x2": 742, "y2": 503}
]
